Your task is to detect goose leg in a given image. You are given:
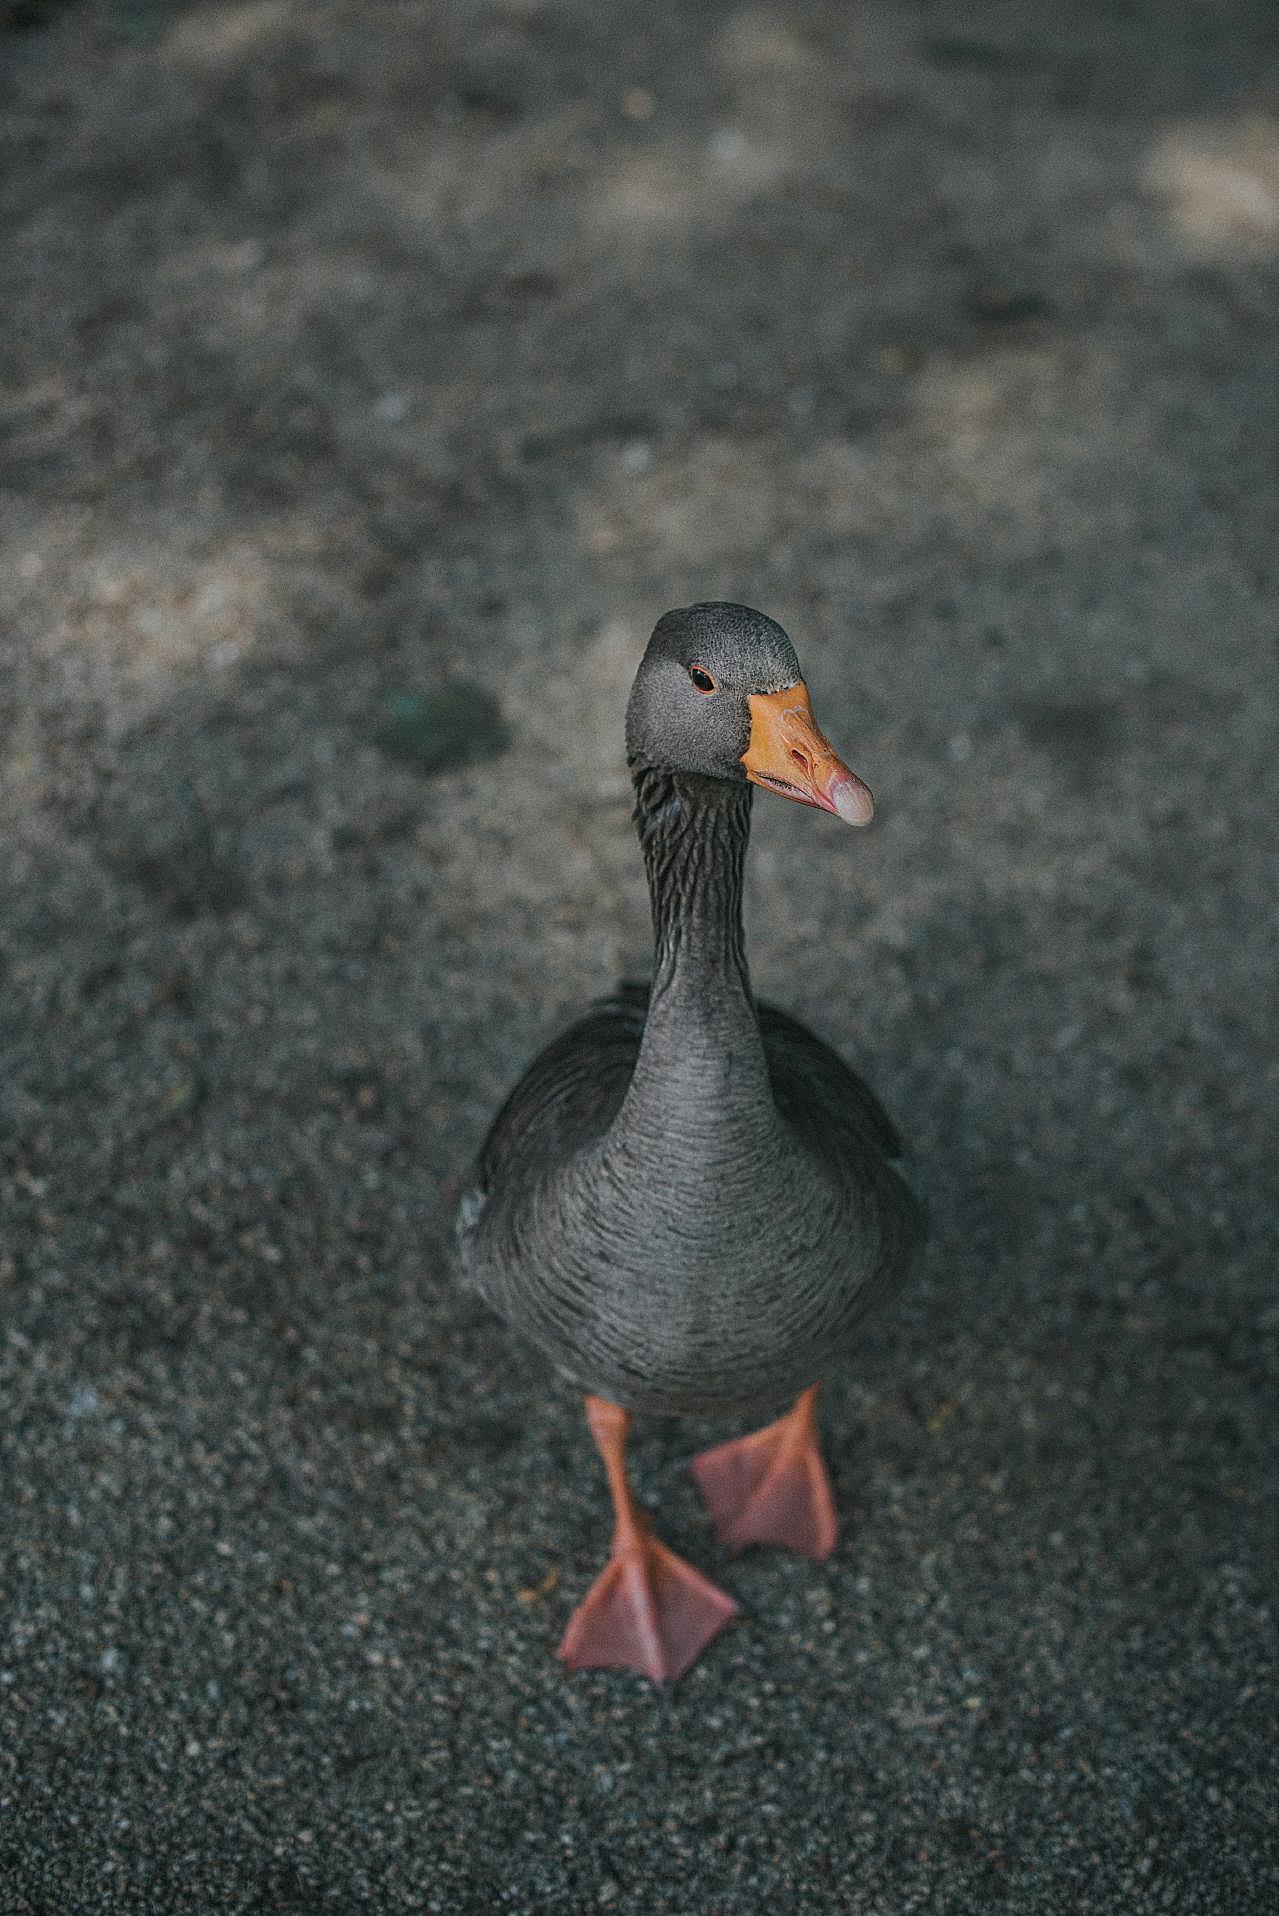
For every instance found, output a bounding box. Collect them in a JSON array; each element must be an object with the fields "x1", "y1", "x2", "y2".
[
  {"x1": 558, "y1": 1395, "x2": 738, "y2": 1684},
  {"x1": 690, "y1": 1383, "x2": 839, "y2": 1560}
]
